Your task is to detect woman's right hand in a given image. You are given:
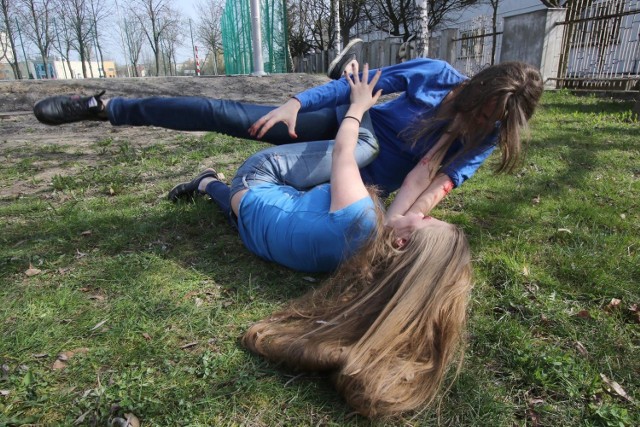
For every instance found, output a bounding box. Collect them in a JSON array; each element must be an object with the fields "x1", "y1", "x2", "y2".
[
  {"x1": 345, "y1": 62, "x2": 382, "y2": 112},
  {"x1": 248, "y1": 97, "x2": 301, "y2": 139}
]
